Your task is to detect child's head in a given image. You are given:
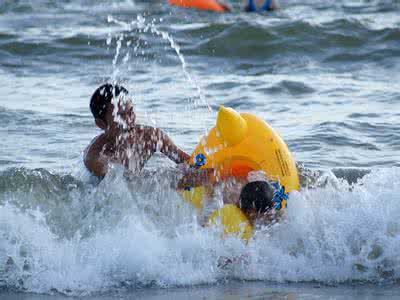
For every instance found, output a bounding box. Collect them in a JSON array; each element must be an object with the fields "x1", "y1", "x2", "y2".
[
  {"x1": 239, "y1": 181, "x2": 275, "y2": 216},
  {"x1": 90, "y1": 83, "x2": 134, "y2": 130}
]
